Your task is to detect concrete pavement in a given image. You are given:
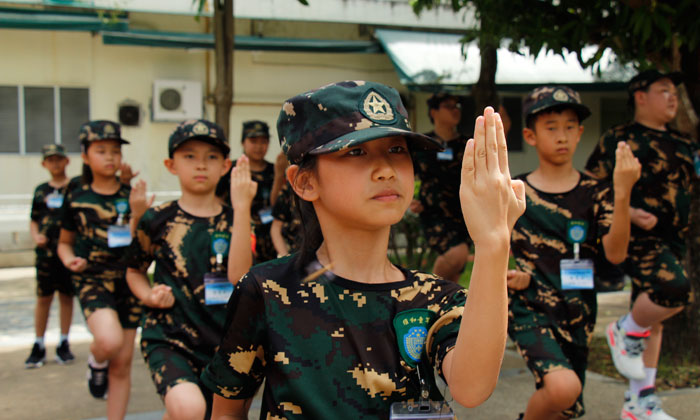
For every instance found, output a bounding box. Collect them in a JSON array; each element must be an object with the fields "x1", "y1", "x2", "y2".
[{"x1": 1, "y1": 268, "x2": 697, "y2": 419}]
